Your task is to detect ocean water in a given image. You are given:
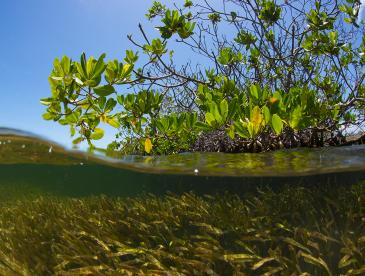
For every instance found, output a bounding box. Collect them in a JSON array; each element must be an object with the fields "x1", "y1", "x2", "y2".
[
  {"x1": 0, "y1": 128, "x2": 364, "y2": 275},
  {"x1": 1, "y1": 128, "x2": 364, "y2": 197}
]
